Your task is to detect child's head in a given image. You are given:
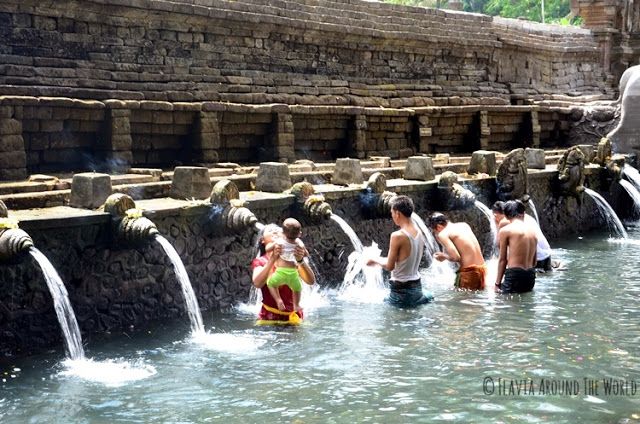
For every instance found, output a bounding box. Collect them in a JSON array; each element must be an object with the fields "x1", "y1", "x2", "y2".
[{"x1": 282, "y1": 218, "x2": 302, "y2": 240}]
